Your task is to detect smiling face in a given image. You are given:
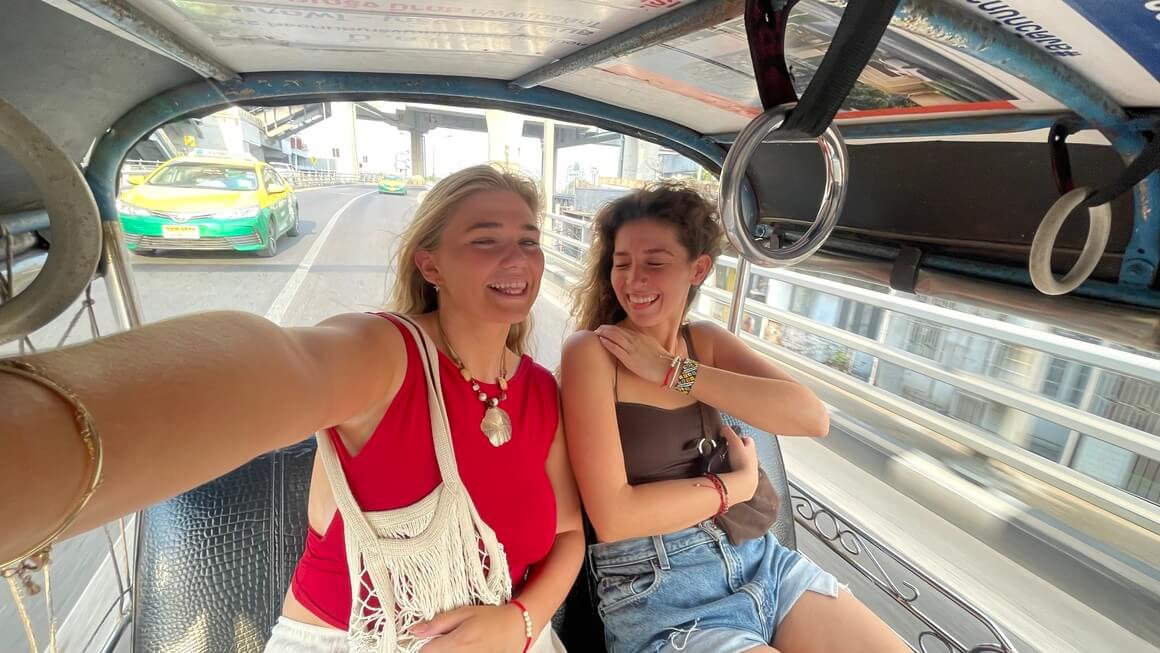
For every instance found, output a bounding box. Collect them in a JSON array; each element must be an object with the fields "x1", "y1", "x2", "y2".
[
  {"x1": 415, "y1": 189, "x2": 543, "y2": 325},
  {"x1": 573, "y1": 183, "x2": 723, "y2": 334},
  {"x1": 610, "y1": 218, "x2": 712, "y2": 328}
]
